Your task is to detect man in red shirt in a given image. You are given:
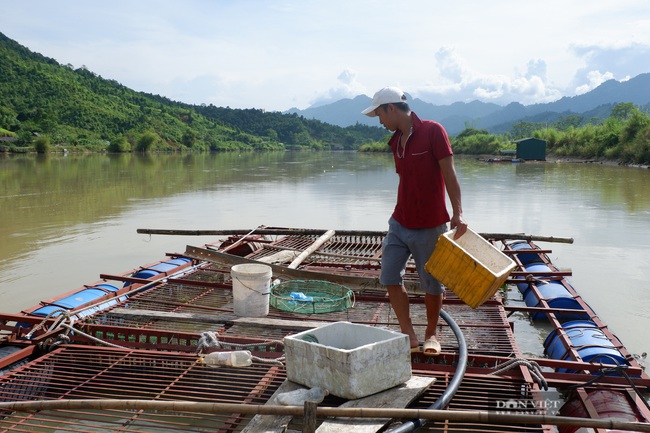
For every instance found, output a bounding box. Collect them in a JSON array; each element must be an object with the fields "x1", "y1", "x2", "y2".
[{"x1": 362, "y1": 87, "x2": 468, "y2": 355}]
